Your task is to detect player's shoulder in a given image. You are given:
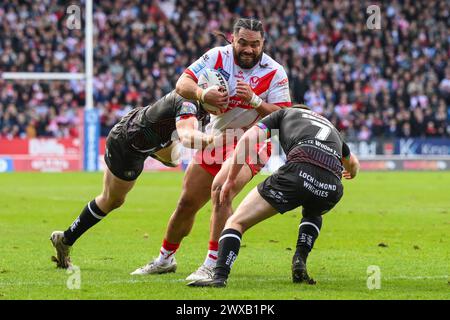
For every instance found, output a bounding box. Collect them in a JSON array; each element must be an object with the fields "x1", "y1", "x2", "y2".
[
  {"x1": 260, "y1": 53, "x2": 288, "y2": 75},
  {"x1": 258, "y1": 54, "x2": 289, "y2": 88},
  {"x1": 161, "y1": 90, "x2": 191, "y2": 107},
  {"x1": 203, "y1": 45, "x2": 232, "y2": 60},
  {"x1": 283, "y1": 106, "x2": 313, "y2": 119}
]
